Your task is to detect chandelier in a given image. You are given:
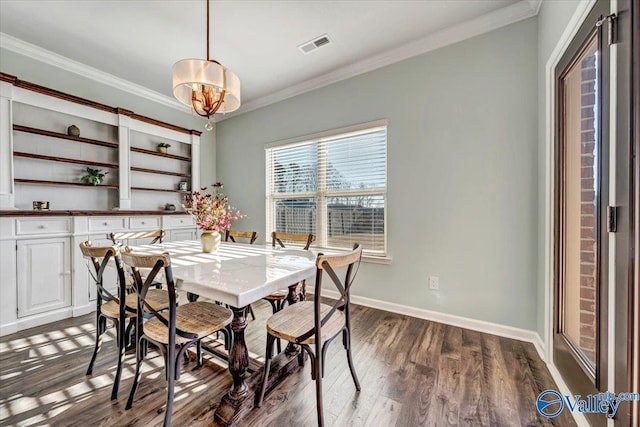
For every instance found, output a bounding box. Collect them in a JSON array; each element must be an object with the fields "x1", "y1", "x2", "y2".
[{"x1": 172, "y1": 0, "x2": 240, "y2": 131}]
